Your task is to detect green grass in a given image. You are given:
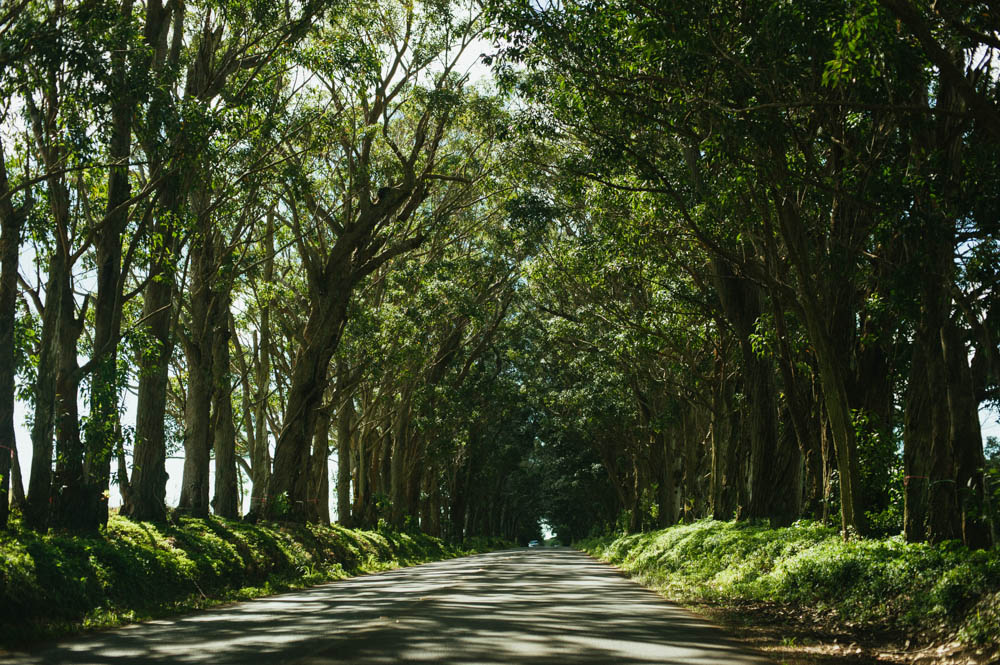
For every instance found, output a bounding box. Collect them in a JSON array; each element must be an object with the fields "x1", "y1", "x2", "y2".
[
  {"x1": 579, "y1": 520, "x2": 1000, "y2": 653},
  {"x1": 0, "y1": 514, "x2": 497, "y2": 647}
]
